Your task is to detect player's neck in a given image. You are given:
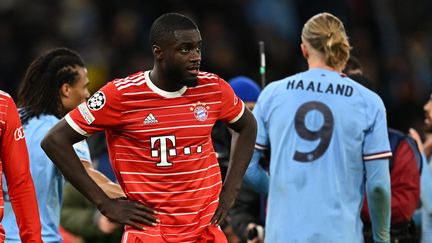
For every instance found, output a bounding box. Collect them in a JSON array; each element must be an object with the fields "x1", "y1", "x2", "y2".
[
  {"x1": 307, "y1": 57, "x2": 341, "y2": 73},
  {"x1": 57, "y1": 109, "x2": 67, "y2": 119},
  {"x1": 149, "y1": 68, "x2": 183, "y2": 92}
]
